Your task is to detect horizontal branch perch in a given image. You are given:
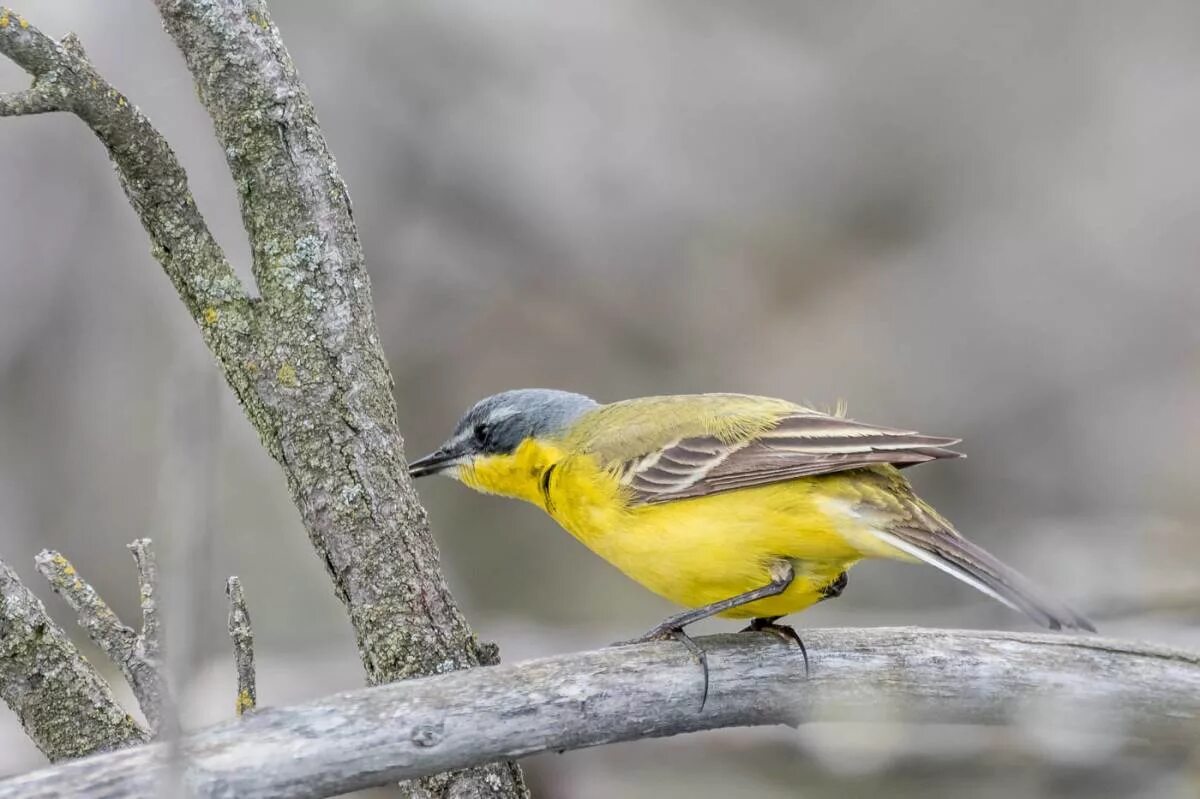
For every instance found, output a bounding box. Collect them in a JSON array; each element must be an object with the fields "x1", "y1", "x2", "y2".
[{"x1": 2, "y1": 628, "x2": 1197, "y2": 799}]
